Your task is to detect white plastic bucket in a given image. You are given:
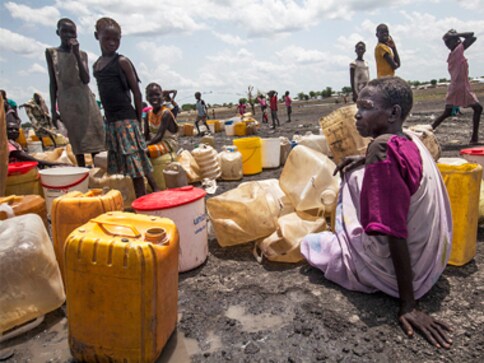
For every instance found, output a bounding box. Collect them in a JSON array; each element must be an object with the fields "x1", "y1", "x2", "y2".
[
  {"x1": 225, "y1": 124, "x2": 235, "y2": 136},
  {"x1": 27, "y1": 141, "x2": 43, "y2": 154},
  {"x1": 132, "y1": 186, "x2": 208, "y2": 272},
  {"x1": 261, "y1": 138, "x2": 281, "y2": 168},
  {"x1": 208, "y1": 123, "x2": 216, "y2": 134},
  {"x1": 39, "y1": 167, "x2": 90, "y2": 218}
]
